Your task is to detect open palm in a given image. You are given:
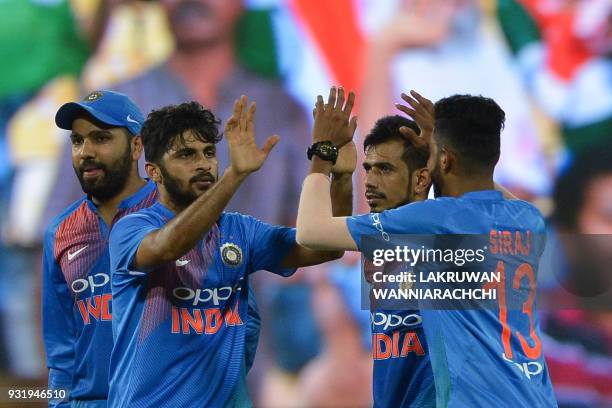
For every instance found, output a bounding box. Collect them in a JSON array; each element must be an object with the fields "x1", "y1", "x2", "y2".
[{"x1": 224, "y1": 95, "x2": 279, "y2": 176}]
